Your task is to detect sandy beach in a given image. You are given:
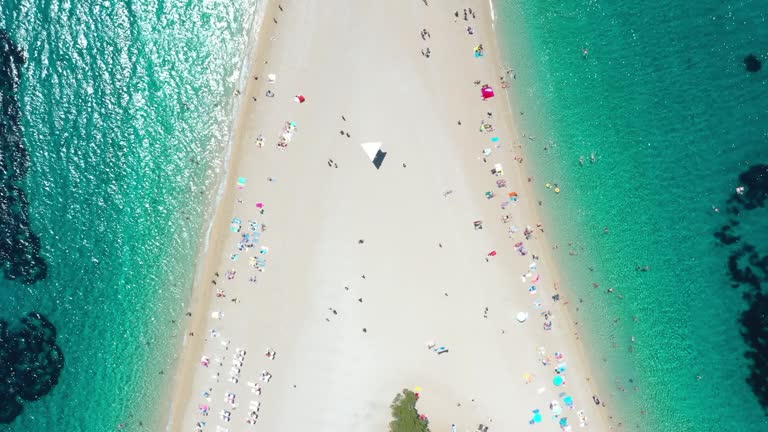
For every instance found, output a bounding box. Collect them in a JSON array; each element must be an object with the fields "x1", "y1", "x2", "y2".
[{"x1": 164, "y1": 1, "x2": 618, "y2": 431}]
